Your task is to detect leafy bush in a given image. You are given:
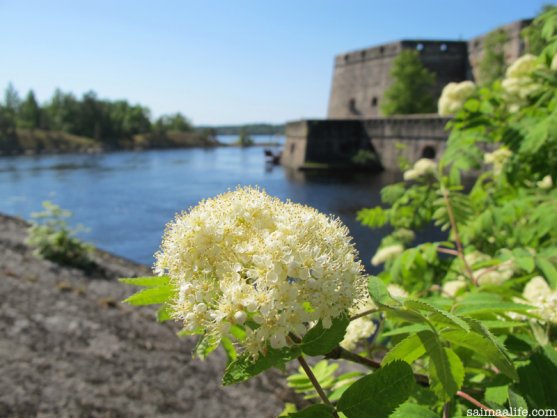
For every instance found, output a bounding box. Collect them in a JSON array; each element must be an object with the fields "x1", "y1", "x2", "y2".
[
  {"x1": 27, "y1": 201, "x2": 93, "y2": 269},
  {"x1": 123, "y1": 9, "x2": 557, "y2": 418}
]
